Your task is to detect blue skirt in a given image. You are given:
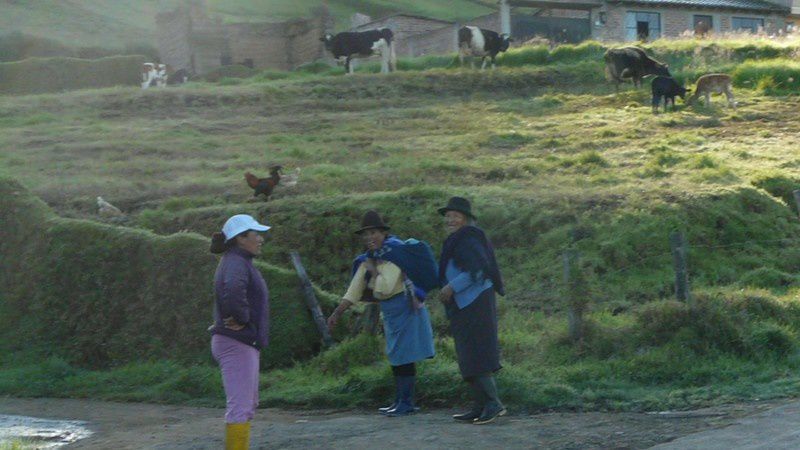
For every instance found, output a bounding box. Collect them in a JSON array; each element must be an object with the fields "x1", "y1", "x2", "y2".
[{"x1": 380, "y1": 293, "x2": 435, "y2": 366}]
